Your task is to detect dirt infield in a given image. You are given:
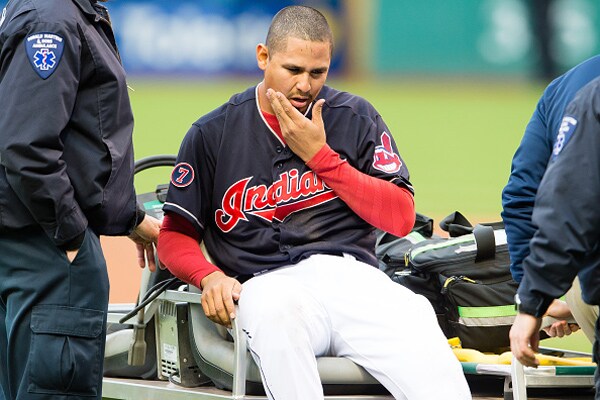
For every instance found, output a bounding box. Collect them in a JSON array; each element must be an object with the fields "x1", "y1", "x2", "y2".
[{"x1": 102, "y1": 236, "x2": 143, "y2": 303}]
